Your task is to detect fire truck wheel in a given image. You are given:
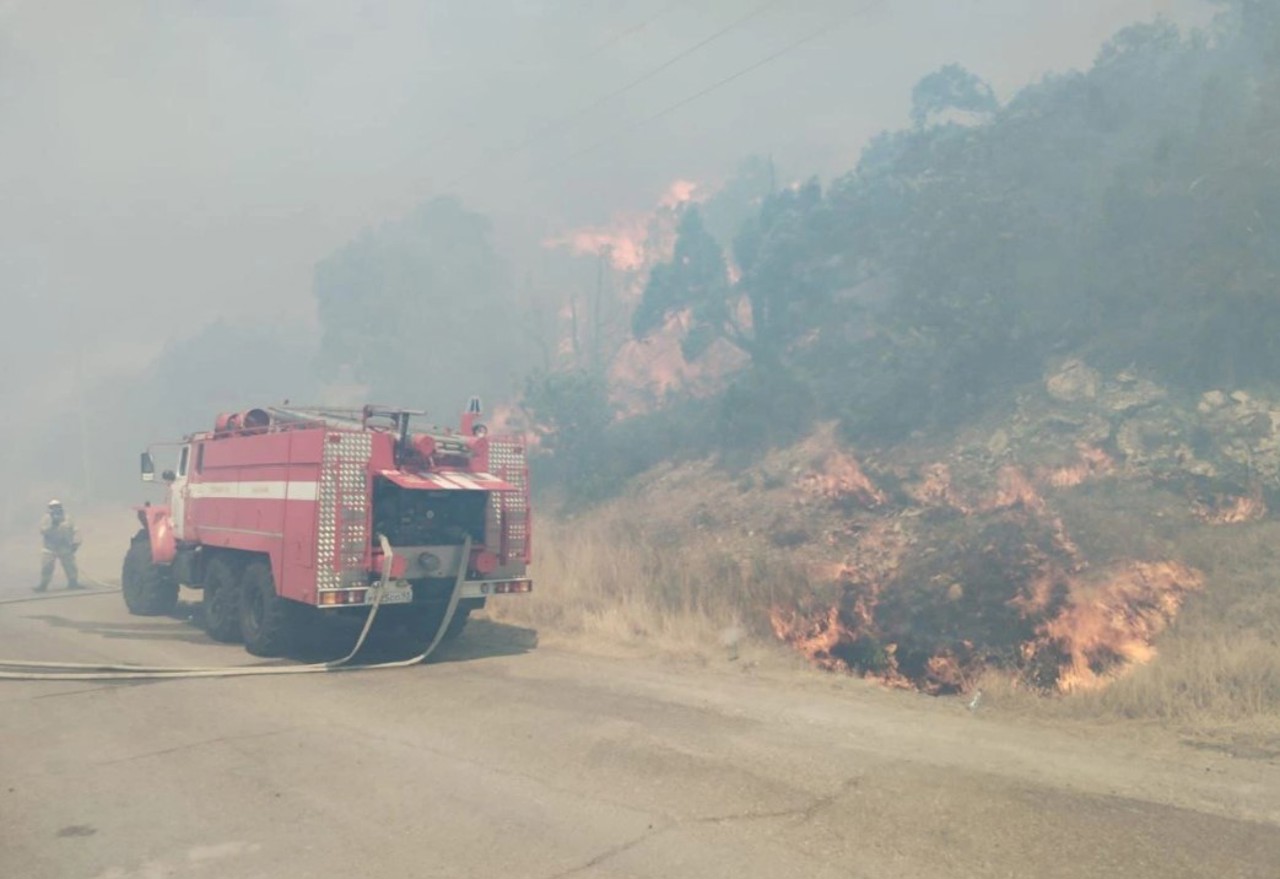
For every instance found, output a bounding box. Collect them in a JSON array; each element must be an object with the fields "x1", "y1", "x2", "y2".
[
  {"x1": 238, "y1": 559, "x2": 297, "y2": 657},
  {"x1": 405, "y1": 603, "x2": 472, "y2": 642},
  {"x1": 442, "y1": 606, "x2": 472, "y2": 642},
  {"x1": 202, "y1": 555, "x2": 243, "y2": 643},
  {"x1": 121, "y1": 529, "x2": 179, "y2": 616}
]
